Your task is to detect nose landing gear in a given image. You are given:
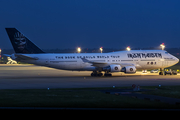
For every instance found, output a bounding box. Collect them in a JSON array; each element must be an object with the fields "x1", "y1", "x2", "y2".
[{"x1": 159, "y1": 68, "x2": 164, "y2": 75}]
